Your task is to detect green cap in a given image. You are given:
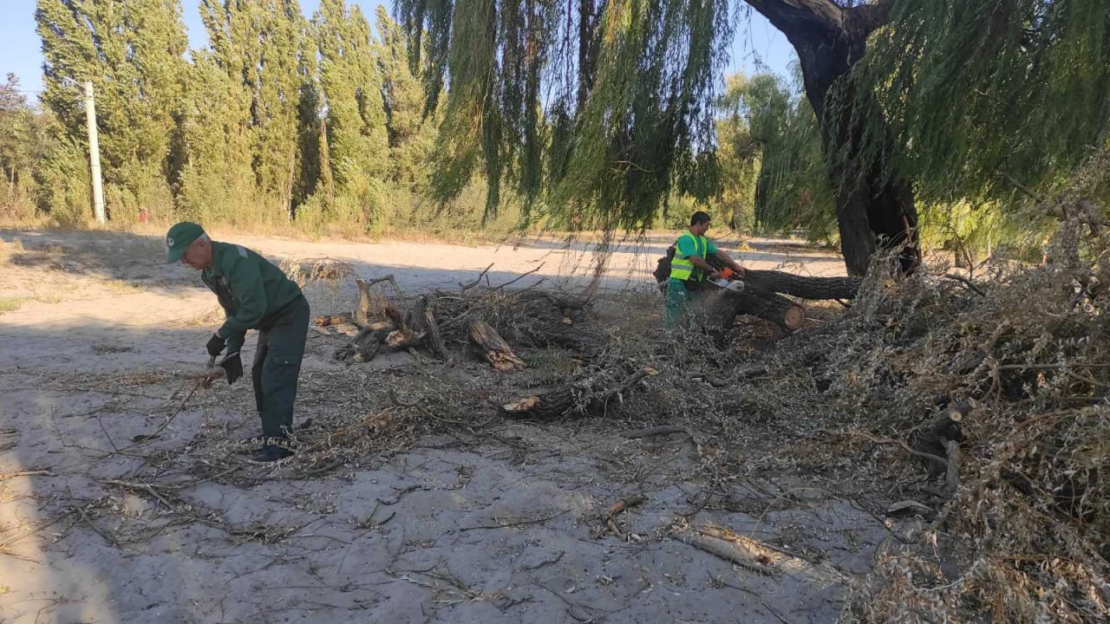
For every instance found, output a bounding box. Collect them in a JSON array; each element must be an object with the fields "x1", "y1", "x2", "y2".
[{"x1": 165, "y1": 222, "x2": 205, "y2": 263}]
